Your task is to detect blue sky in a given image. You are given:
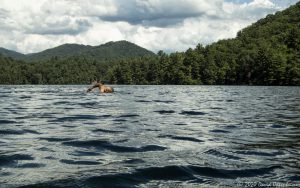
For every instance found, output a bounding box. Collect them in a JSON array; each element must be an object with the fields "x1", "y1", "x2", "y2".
[{"x1": 0, "y1": 0, "x2": 299, "y2": 53}]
